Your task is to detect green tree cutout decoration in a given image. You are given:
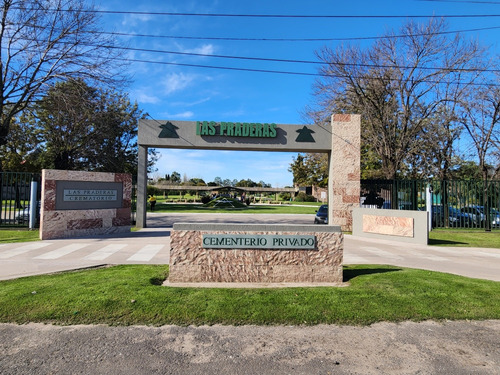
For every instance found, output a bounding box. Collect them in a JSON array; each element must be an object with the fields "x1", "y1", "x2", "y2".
[
  {"x1": 295, "y1": 126, "x2": 316, "y2": 142},
  {"x1": 158, "y1": 122, "x2": 180, "y2": 138}
]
